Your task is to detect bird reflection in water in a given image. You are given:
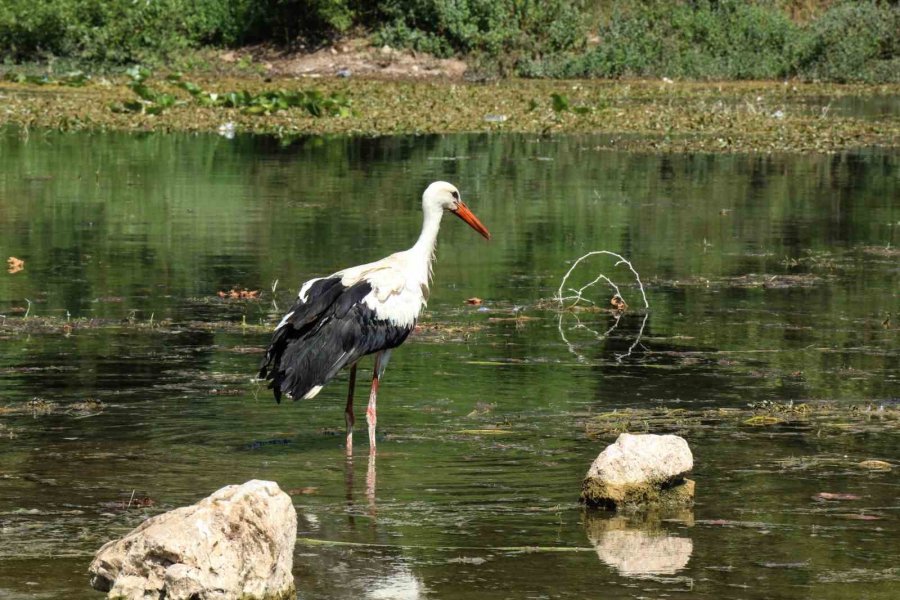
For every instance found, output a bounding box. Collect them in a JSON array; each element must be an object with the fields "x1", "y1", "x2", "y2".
[{"x1": 344, "y1": 448, "x2": 378, "y2": 520}]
